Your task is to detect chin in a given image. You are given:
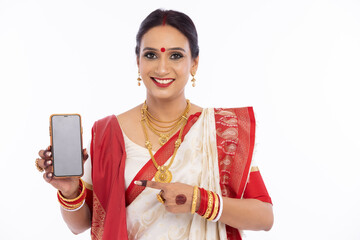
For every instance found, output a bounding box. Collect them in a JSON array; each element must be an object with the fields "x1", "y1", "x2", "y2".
[{"x1": 147, "y1": 89, "x2": 183, "y2": 102}]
